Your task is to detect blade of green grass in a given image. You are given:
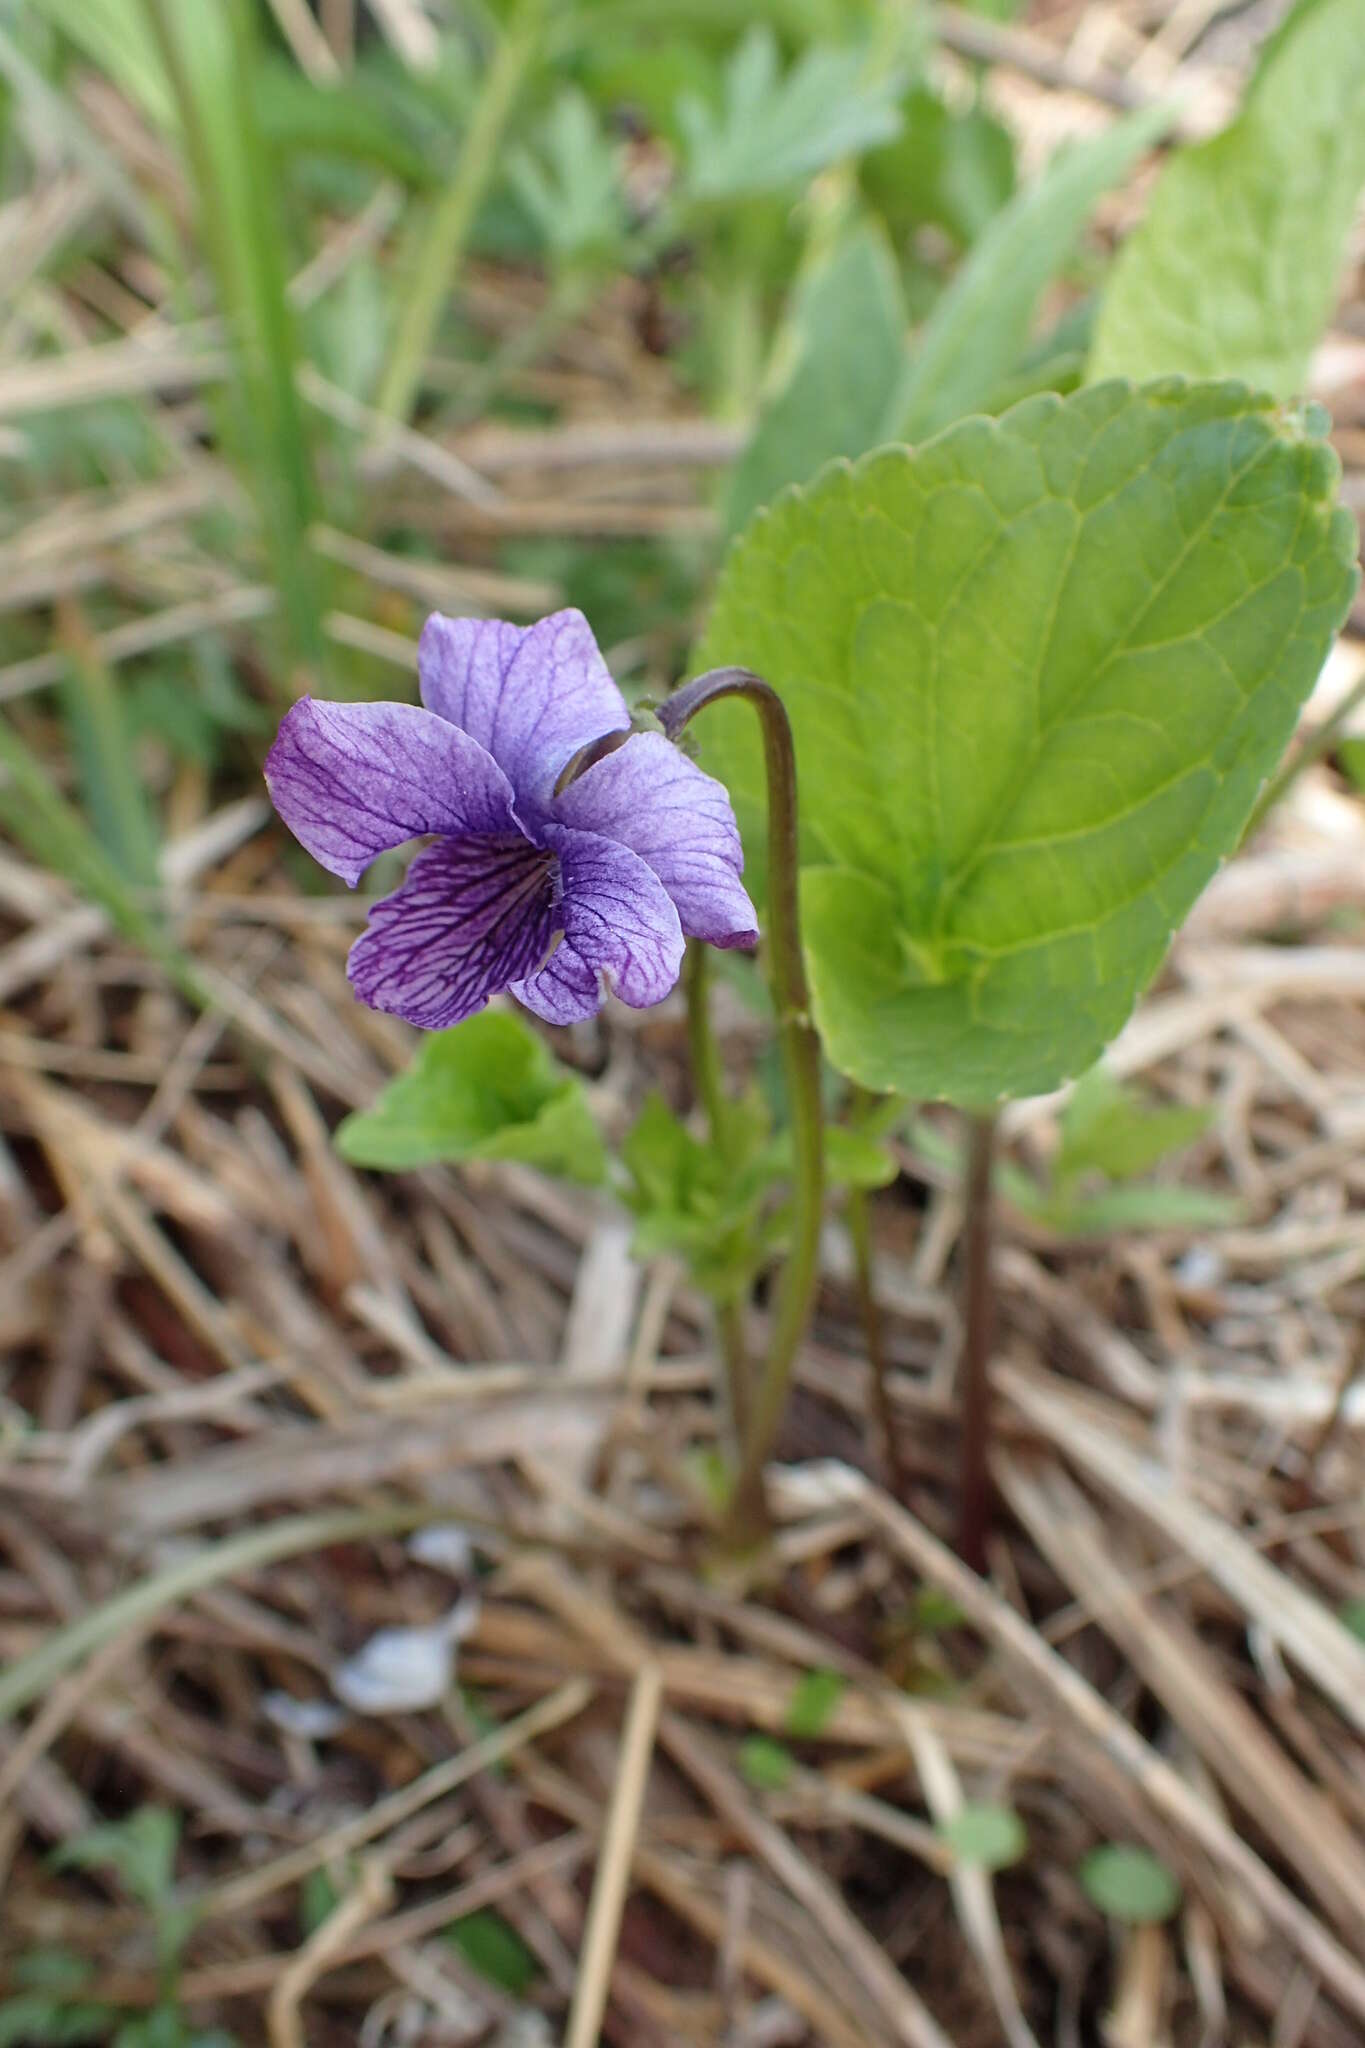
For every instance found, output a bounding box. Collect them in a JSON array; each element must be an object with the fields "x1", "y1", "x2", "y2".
[
  {"x1": 0, "y1": 1504, "x2": 443, "y2": 1723},
  {"x1": 142, "y1": 0, "x2": 328, "y2": 683},
  {"x1": 0, "y1": 20, "x2": 158, "y2": 244},
  {"x1": 886, "y1": 100, "x2": 1175, "y2": 442},
  {"x1": 374, "y1": 0, "x2": 546, "y2": 425},
  {"x1": 0, "y1": 712, "x2": 207, "y2": 1010},
  {"x1": 57, "y1": 607, "x2": 161, "y2": 890}
]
